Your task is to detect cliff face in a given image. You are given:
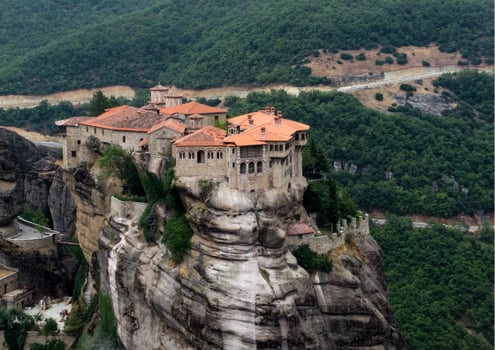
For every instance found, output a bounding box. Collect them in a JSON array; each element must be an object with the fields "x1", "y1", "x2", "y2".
[
  {"x1": 91, "y1": 176, "x2": 406, "y2": 349},
  {"x1": 0, "y1": 128, "x2": 76, "y2": 237}
]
